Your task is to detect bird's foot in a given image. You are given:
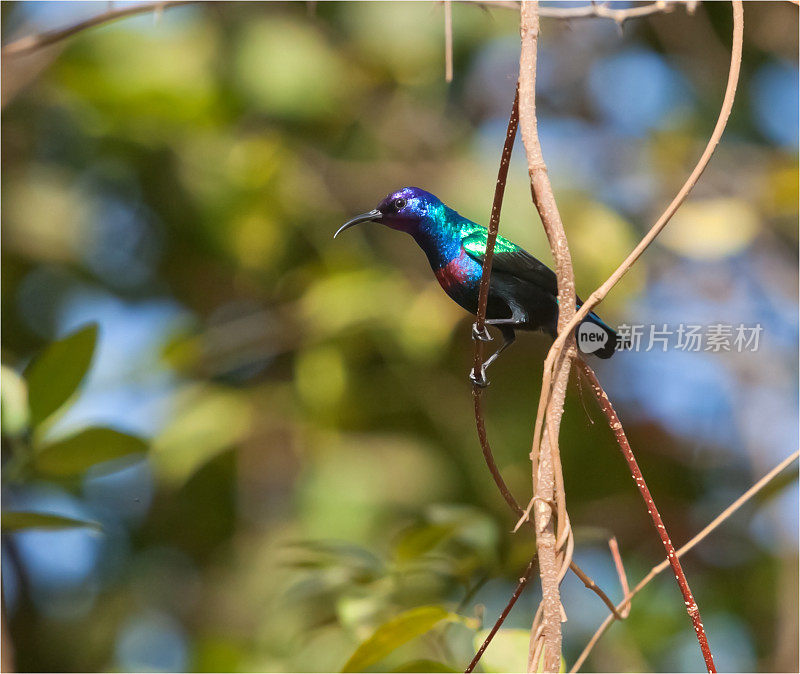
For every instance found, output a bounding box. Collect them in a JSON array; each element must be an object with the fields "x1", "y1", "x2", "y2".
[
  {"x1": 469, "y1": 367, "x2": 490, "y2": 388},
  {"x1": 472, "y1": 323, "x2": 492, "y2": 342}
]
